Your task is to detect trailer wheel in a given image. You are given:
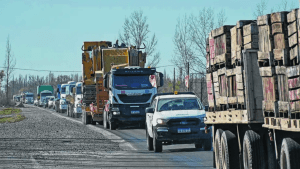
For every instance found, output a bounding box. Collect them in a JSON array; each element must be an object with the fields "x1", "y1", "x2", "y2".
[
  {"x1": 280, "y1": 138, "x2": 300, "y2": 169},
  {"x1": 153, "y1": 131, "x2": 162, "y2": 152},
  {"x1": 146, "y1": 129, "x2": 153, "y2": 151},
  {"x1": 221, "y1": 130, "x2": 239, "y2": 169},
  {"x1": 243, "y1": 130, "x2": 265, "y2": 169},
  {"x1": 215, "y1": 129, "x2": 223, "y2": 169}
]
